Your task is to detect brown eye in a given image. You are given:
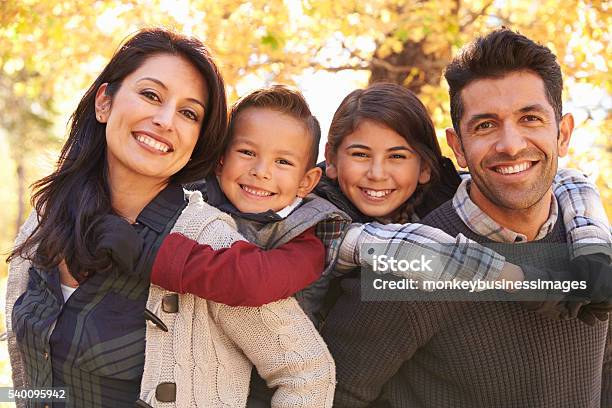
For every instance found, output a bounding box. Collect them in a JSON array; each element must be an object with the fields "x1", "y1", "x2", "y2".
[
  {"x1": 475, "y1": 121, "x2": 494, "y2": 131},
  {"x1": 141, "y1": 90, "x2": 160, "y2": 102},
  {"x1": 521, "y1": 115, "x2": 541, "y2": 123},
  {"x1": 181, "y1": 109, "x2": 198, "y2": 121},
  {"x1": 238, "y1": 149, "x2": 255, "y2": 157},
  {"x1": 351, "y1": 152, "x2": 368, "y2": 158},
  {"x1": 276, "y1": 158, "x2": 293, "y2": 166}
]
